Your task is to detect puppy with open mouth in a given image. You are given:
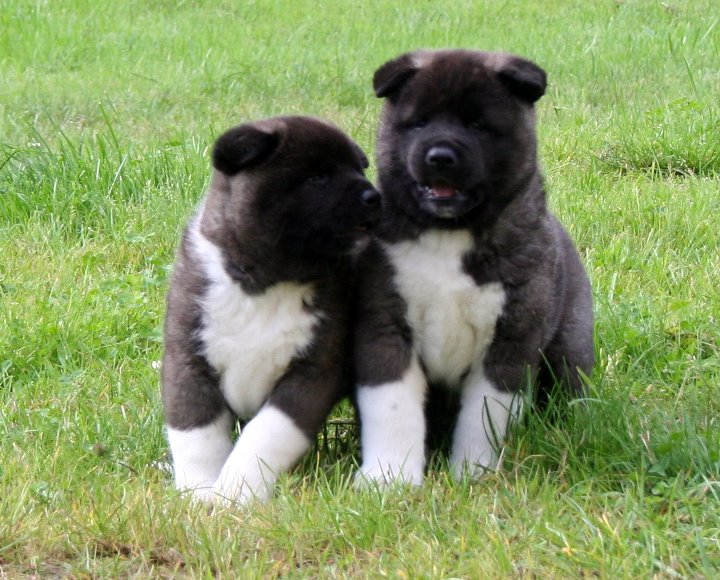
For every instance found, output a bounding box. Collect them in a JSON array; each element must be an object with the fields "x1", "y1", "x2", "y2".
[
  {"x1": 354, "y1": 50, "x2": 594, "y2": 484},
  {"x1": 162, "y1": 116, "x2": 380, "y2": 504}
]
